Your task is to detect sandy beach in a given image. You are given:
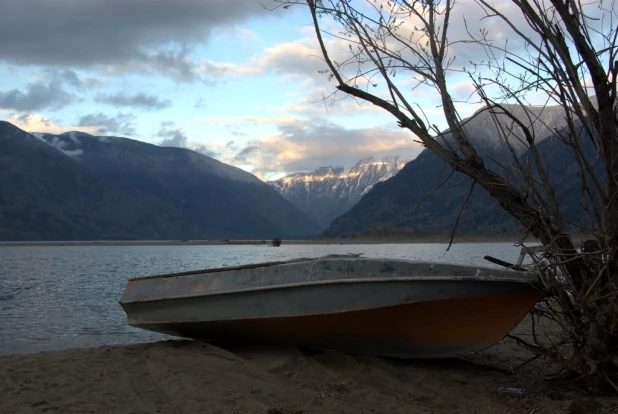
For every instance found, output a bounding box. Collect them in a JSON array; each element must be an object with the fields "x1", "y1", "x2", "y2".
[{"x1": 2, "y1": 316, "x2": 616, "y2": 414}]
